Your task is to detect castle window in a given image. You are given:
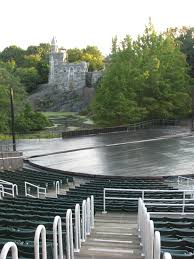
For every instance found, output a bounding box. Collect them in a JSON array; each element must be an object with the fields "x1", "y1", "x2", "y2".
[{"x1": 69, "y1": 67, "x2": 74, "y2": 80}]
